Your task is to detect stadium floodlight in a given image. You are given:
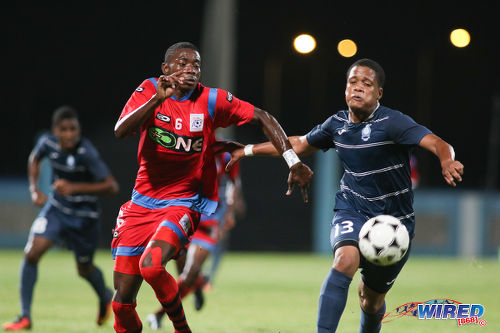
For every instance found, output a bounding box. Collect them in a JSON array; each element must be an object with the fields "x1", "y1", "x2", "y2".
[
  {"x1": 337, "y1": 39, "x2": 357, "y2": 58},
  {"x1": 293, "y1": 34, "x2": 317, "y2": 54},
  {"x1": 450, "y1": 28, "x2": 471, "y2": 48}
]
